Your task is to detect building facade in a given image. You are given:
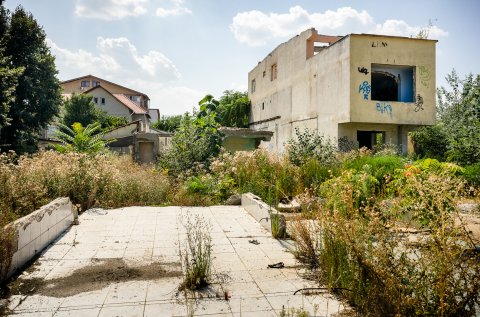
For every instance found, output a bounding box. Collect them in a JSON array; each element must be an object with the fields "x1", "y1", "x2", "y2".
[{"x1": 248, "y1": 28, "x2": 437, "y2": 153}]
